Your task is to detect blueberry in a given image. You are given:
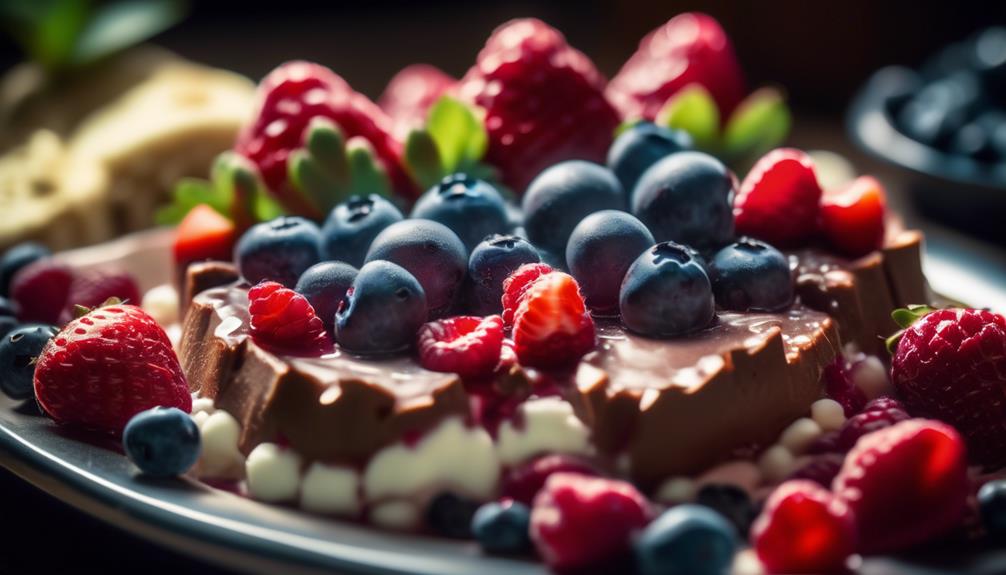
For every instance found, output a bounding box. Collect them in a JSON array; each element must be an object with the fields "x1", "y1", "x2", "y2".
[
  {"x1": 471, "y1": 500, "x2": 532, "y2": 554},
  {"x1": 294, "y1": 261, "x2": 358, "y2": 330},
  {"x1": 335, "y1": 260, "x2": 427, "y2": 354},
  {"x1": 467, "y1": 234, "x2": 541, "y2": 315},
  {"x1": 634, "y1": 504, "x2": 737, "y2": 575},
  {"x1": 0, "y1": 242, "x2": 50, "y2": 296},
  {"x1": 122, "y1": 407, "x2": 201, "y2": 477},
  {"x1": 321, "y1": 194, "x2": 403, "y2": 268},
  {"x1": 620, "y1": 242, "x2": 715, "y2": 337},
  {"x1": 607, "y1": 121, "x2": 692, "y2": 195},
  {"x1": 631, "y1": 151, "x2": 735, "y2": 249},
  {"x1": 979, "y1": 480, "x2": 1006, "y2": 541},
  {"x1": 522, "y1": 160, "x2": 624, "y2": 261},
  {"x1": 235, "y1": 217, "x2": 323, "y2": 288},
  {"x1": 707, "y1": 238, "x2": 793, "y2": 312},
  {"x1": 365, "y1": 219, "x2": 467, "y2": 318},
  {"x1": 695, "y1": 484, "x2": 757, "y2": 537},
  {"x1": 0, "y1": 324, "x2": 57, "y2": 400},
  {"x1": 411, "y1": 174, "x2": 509, "y2": 252},
  {"x1": 0, "y1": 297, "x2": 19, "y2": 339},
  {"x1": 566, "y1": 210, "x2": 654, "y2": 314},
  {"x1": 426, "y1": 492, "x2": 480, "y2": 539}
]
